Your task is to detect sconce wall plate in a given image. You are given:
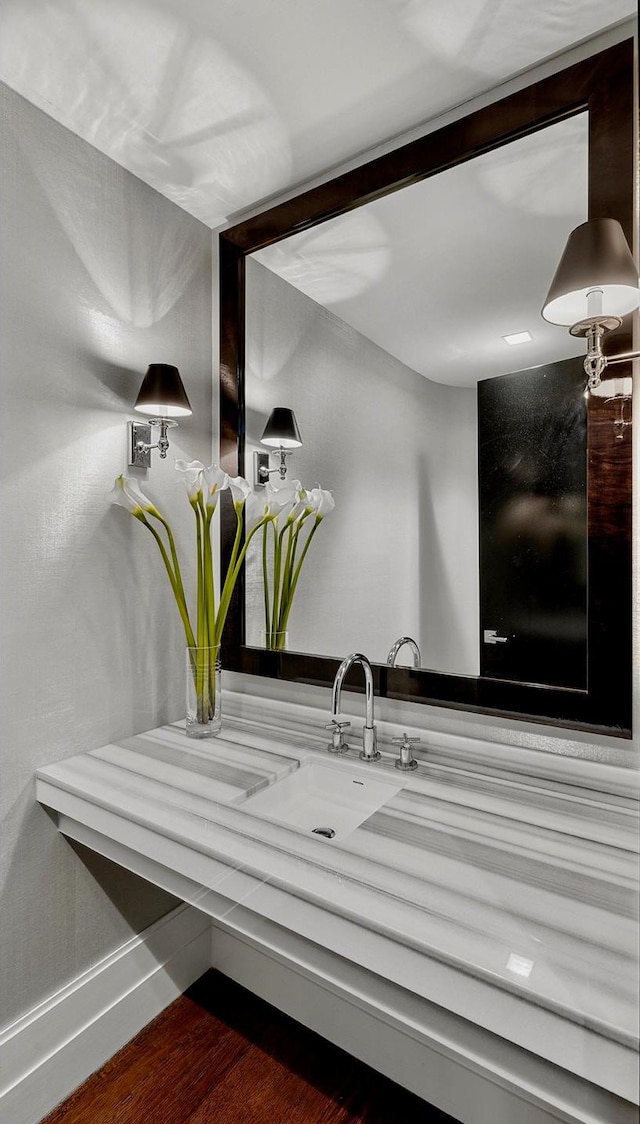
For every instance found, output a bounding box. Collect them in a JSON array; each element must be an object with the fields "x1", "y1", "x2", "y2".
[
  {"x1": 128, "y1": 418, "x2": 179, "y2": 468},
  {"x1": 254, "y1": 451, "x2": 270, "y2": 487},
  {"x1": 129, "y1": 421, "x2": 152, "y2": 468}
]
